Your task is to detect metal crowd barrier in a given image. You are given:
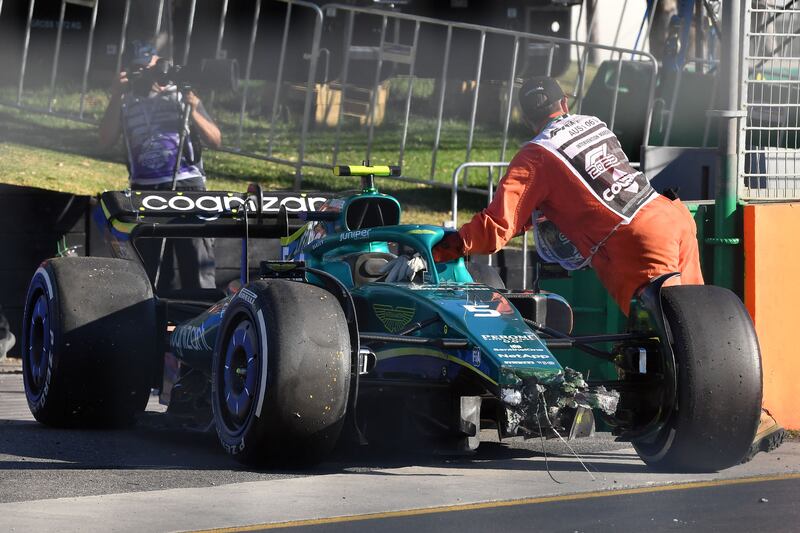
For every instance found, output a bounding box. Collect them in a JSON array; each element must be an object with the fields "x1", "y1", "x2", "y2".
[
  {"x1": 449, "y1": 161, "x2": 532, "y2": 289},
  {"x1": 0, "y1": 0, "x2": 658, "y2": 193},
  {"x1": 314, "y1": 3, "x2": 658, "y2": 190},
  {"x1": 739, "y1": 1, "x2": 800, "y2": 200},
  {"x1": 9, "y1": 0, "x2": 100, "y2": 123},
  {"x1": 220, "y1": 0, "x2": 327, "y2": 190}
]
